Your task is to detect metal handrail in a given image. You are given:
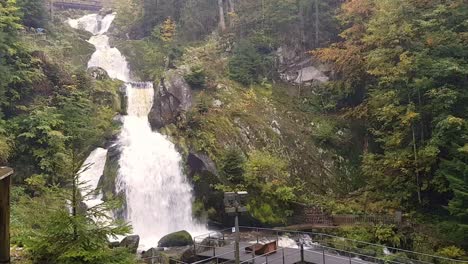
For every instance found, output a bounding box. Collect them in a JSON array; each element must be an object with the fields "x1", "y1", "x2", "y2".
[
  {"x1": 192, "y1": 250, "x2": 237, "y2": 264},
  {"x1": 194, "y1": 227, "x2": 468, "y2": 263},
  {"x1": 237, "y1": 226, "x2": 468, "y2": 263},
  {"x1": 304, "y1": 245, "x2": 433, "y2": 264},
  {"x1": 140, "y1": 255, "x2": 188, "y2": 264},
  {"x1": 241, "y1": 248, "x2": 302, "y2": 264}
]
